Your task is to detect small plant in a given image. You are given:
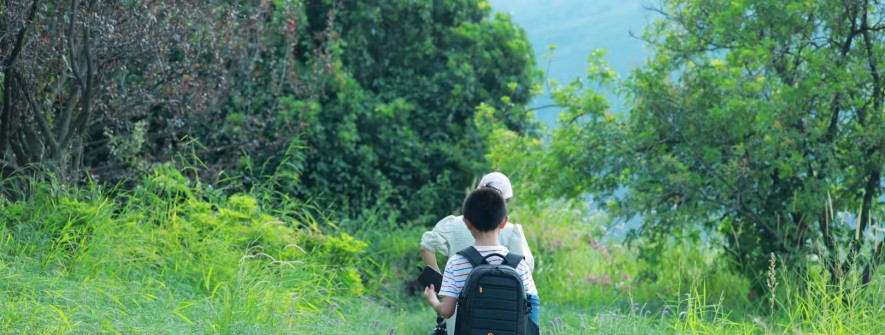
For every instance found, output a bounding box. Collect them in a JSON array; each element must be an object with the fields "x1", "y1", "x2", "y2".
[{"x1": 767, "y1": 252, "x2": 778, "y2": 322}]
